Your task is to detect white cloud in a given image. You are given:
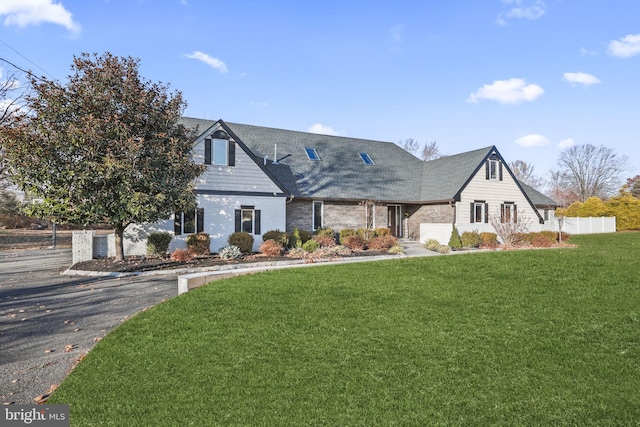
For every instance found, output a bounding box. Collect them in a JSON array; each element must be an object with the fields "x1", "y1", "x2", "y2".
[
  {"x1": 308, "y1": 124, "x2": 338, "y2": 136},
  {"x1": 497, "y1": 0, "x2": 546, "y2": 25},
  {"x1": 514, "y1": 134, "x2": 550, "y2": 147},
  {"x1": 558, "y1": 138, "x2": 576, "y2": 148},
  {"x1": 467, "y1": 78, "x2": 544, "y2": 104},
  {"x1": 608, "y1": 33, "x2": 640, "y2": 58},
  {"x1": 562, "y1": 72, "x2": 601, "y2": 86},
  {"x1": 0, "y1": 0, "x2": 80, "y2": 33},
  {"x1": 185, "y1": 51, "x2": 228, "y2": 73},
  {"x1": 580, "y1": 47, "x2": 597, "y2": 56},
  {"x1": 389, "y1": 24, "x2": 404, "y2": 43}
]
